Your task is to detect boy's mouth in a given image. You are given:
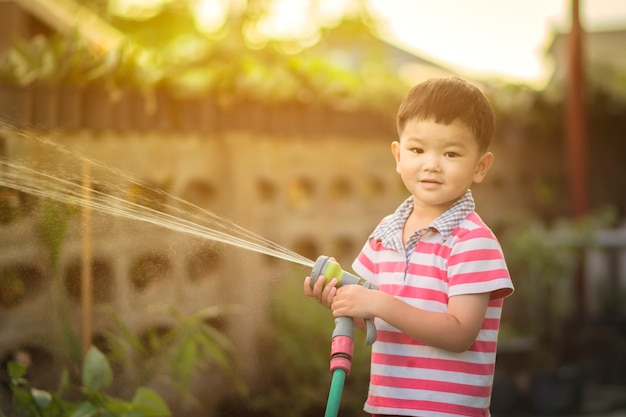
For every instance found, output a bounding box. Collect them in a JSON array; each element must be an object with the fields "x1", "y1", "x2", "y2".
[{"x1": 419, "y1": 178, "x2": 443, "y2": 189}]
